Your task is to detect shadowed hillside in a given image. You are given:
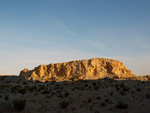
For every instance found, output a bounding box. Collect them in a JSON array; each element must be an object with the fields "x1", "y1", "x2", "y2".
[{"x1": 0, "y1": 76, "x2": 150, "y2": 113}]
